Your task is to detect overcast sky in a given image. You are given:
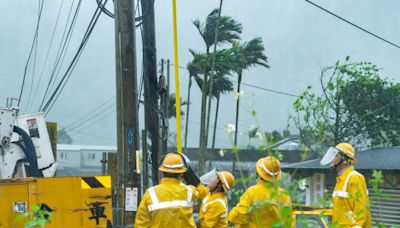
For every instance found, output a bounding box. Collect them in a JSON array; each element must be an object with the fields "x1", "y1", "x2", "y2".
[{"x1": 1, "y1": 0, "x2": 399, "y2": 148}]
